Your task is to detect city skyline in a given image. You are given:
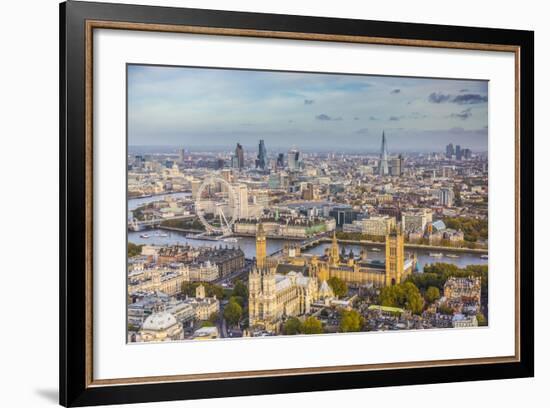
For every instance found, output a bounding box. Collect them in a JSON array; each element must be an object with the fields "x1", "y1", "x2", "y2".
[
  {"x1": 126, "y1": 63, "x2": 489, "y2": 342},
  {"x1": 128, "y1": 65, "x2": 488, "y2": 151}
]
